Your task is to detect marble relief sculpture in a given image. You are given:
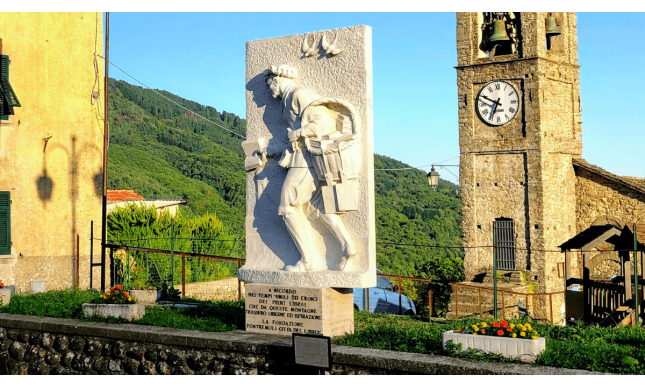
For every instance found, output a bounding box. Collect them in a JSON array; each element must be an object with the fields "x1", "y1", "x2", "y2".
[{"x1": 258, "y1": 64, "x2": 360, "y2": 272}]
